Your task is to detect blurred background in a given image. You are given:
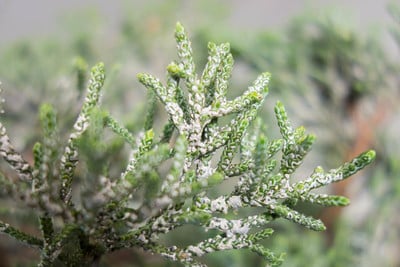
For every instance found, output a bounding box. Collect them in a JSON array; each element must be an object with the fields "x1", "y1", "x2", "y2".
[{"x1": 0, "y1": 0, "x2": 399, "y2": 266}]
